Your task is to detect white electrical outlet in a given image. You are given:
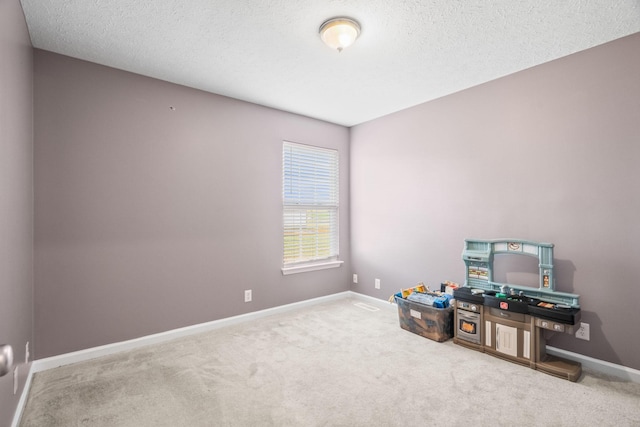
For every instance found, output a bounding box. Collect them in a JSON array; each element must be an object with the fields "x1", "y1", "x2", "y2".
[
  {"x1": 575, "y1": 322, "x2": 590, "y2": 341},
  {"x1": 353, "y1": 274, "x2": 358, "y2": 284},
  {"x1": 244, "y1": 289, "x2": 252, "y2": 302},
  {"x1": 375, "y1": 278, "x2": 381, "y2": 289},
  {"x1": 25, "y1": 342, "x2": 30, "y2": 364}
]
